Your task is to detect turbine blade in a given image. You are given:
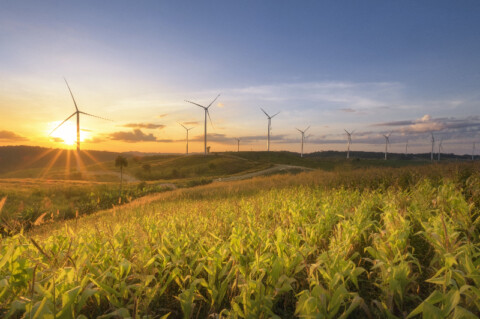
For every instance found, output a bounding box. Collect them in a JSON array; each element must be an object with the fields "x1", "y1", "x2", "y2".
[
  {"x1": 296, "y1": 128, "x2": 302, "y2": 133},
  {"x1": 185, "y1": 100, "x2": 206, "y2": 109},
  {"x1": 207, "y1": 94, "x2": 221, "y2": 108},
  {"x1": 305, "y1": 125, "x2": 310, "y2": 132},
  {"x1": 260, "y1": 107, "x2": 270, "y2": 117},
  {"x1": 79, "y1": 111, "x2": 113, "y2": 121},
  {"x1": 64, "y1": 78, "x2": 79, "y2": 112},
  {"x1": 271, "y1": 111, "x2": 280, "y2": 118},
  {"x1": 207, "y1": 109, "x2": 214, "y2": 129},
  {"x1": 178, "y1": 122, "x2": 187, "y2": 130},
  {"x1": 50, "y1": 112, "x2": 76, "y2": 135}
]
